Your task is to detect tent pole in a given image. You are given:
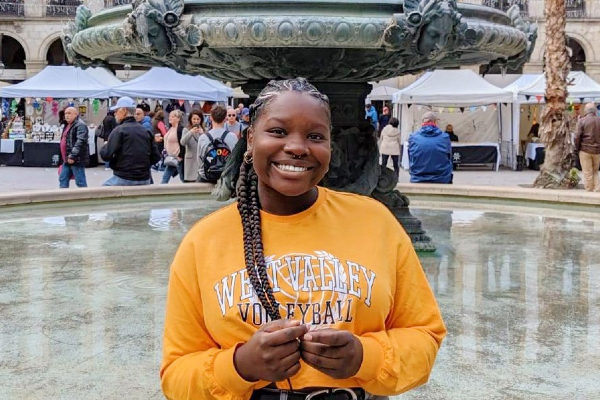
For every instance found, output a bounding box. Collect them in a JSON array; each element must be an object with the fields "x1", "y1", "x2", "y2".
[
  {"x1": 510, "y1": 102, "x2": 515, "y2": 170},
  {"x1": 497, "y1": 102, "x2": 502, "y2": 171}
]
